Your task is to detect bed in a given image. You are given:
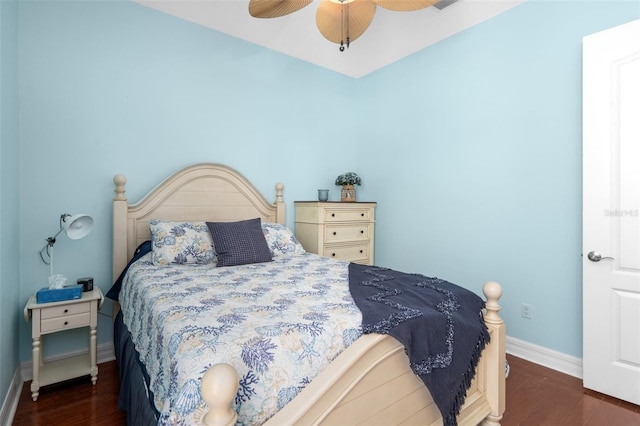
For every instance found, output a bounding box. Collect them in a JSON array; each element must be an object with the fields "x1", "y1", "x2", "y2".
[{"x1": 109, "y1": 163, "x2": 506, "y2": 426}]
